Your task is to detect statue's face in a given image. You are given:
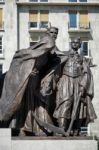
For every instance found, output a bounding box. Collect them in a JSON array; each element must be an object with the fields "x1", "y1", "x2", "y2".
[
  {"x1": 49, "y1": 28, "x2": 58, "y2": 41},
  {"x1": 71, "y1": 39, "x2": 81, "y2": 51}
]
